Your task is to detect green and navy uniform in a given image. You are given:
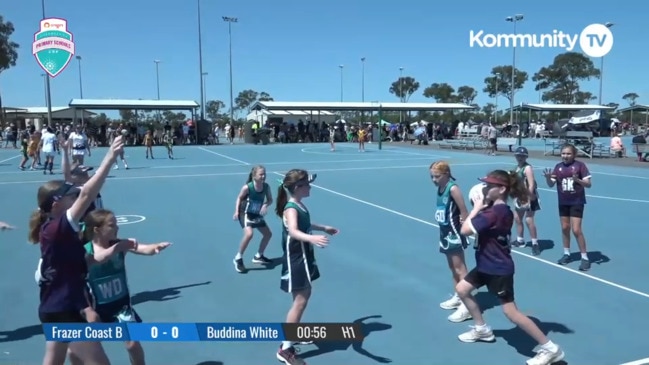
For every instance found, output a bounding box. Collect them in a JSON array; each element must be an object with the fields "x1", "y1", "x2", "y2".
[
  {"x1": 434, "y1": 181, "x2": 468, "y2": 253},
  {"x1": 515, "y1": 163, "x2": 541, "y2": 211},
  {"x1": 280, "y1": 202, "x2": 319, "y2": 293},
  {"x1": 238, "y1": 182, "x2": 269, "y2": 228},
  {"x1": 85, "y1": 242, "x2": 141, "y2": 323}
]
